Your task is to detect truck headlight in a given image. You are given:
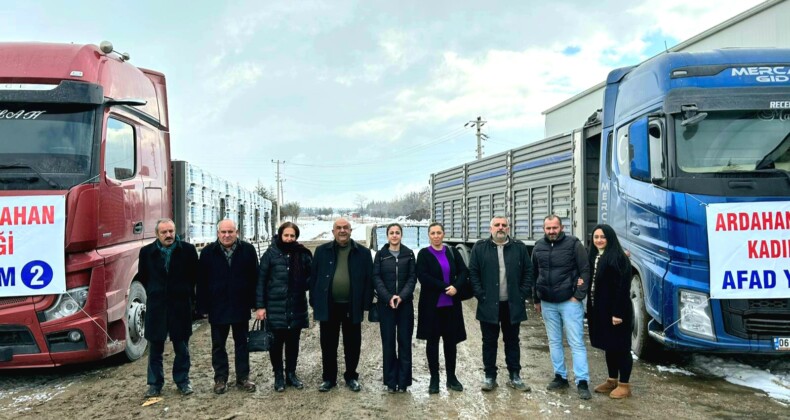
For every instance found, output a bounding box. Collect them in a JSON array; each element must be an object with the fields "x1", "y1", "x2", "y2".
[
  {"x1": 42, "y1": 287, "x2": 89, "y2": 322},
  {"x1": 678, "y1": 289, "x2": 715, "y2": 340}
]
